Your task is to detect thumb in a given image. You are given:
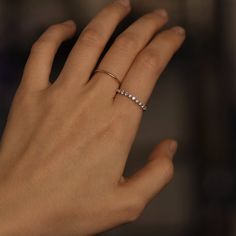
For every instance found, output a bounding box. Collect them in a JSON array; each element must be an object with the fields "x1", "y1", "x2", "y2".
[{"x1": 120, "y1": 139, "x2": 178, "y2": 204}]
